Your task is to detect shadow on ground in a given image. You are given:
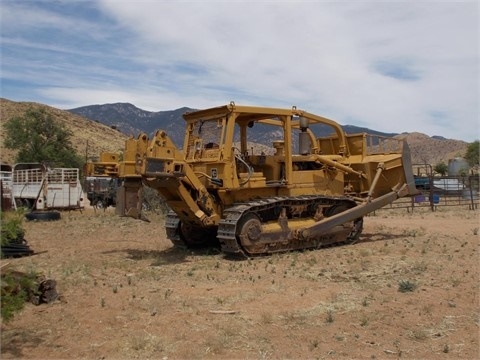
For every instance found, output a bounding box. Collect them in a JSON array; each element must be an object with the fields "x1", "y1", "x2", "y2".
[
  {"x1": 359, "y1": 232, "x2": 407, "y2": 244},
  {"x1": 102, "y1": 245, "x2": 224, "y2": 266},
  {"x1": 1, "y1": 328, "x2": 46, "y2": 358}
]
